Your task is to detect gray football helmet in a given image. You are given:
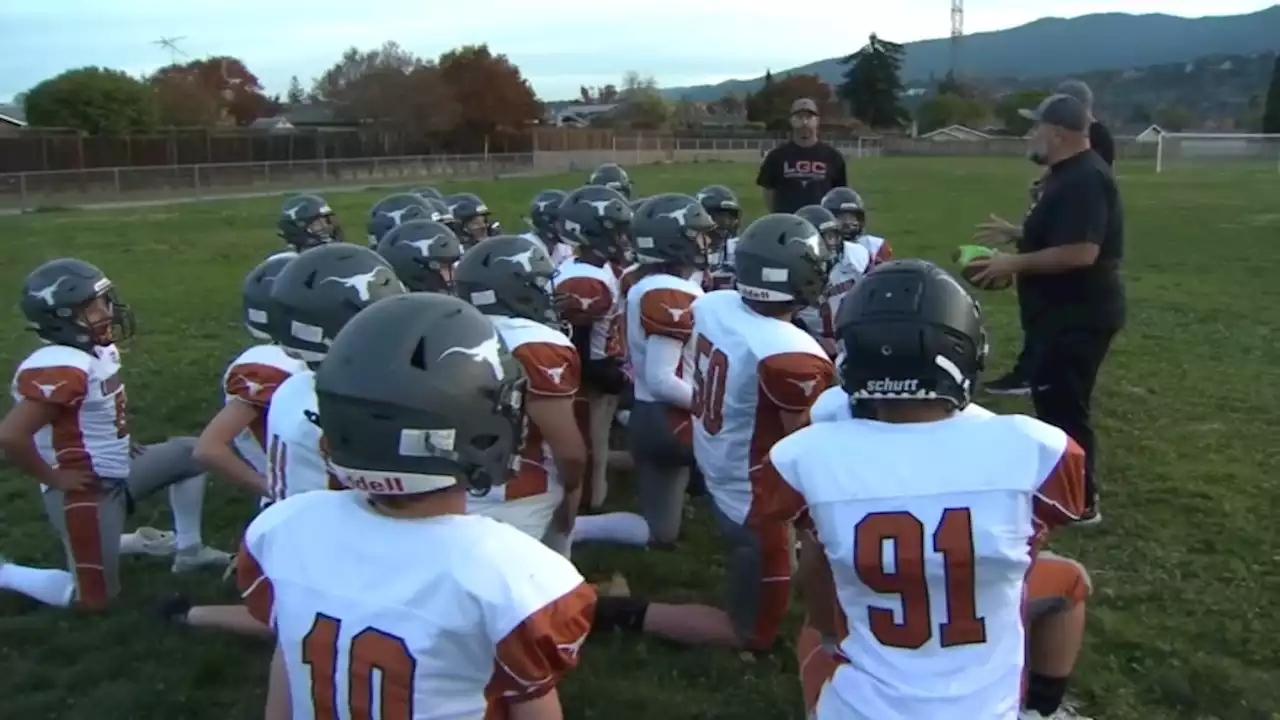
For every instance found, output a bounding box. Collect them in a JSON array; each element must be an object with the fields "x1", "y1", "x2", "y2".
[
  {"x1": 366, "y1": 193, "x2": 433, "y2": 248},
  {"x1": 279, "y1": 194, "x2": 343, "y2": 250},
  {"x1": 376, "y1": 220, "x2": 463, "y2": 293},
  {"x1": 267, "y1": 244, "x2": 406, "y2": 364},
  {"x1": 558, "y1": 185, "x2": 632, "y2": 264},
  {"x1": 820, "y1": 187, "x2": 867, "y2": 239},
  {"x1": 733, "y1": 214, "x2": 829, "y2": 306},
  {"x1": 795, "y1": 204, "x2": 843, "y2": 261},
  {"x1": 445, "y1": 193, "x2": 499, "y2": 245},
  {"x1": 696, "y1": 185, "x2": 742, "y2": 243},
  {"x1": 528, "y1": 189, "x2": 567, "y2": 245},
  {"x1": 587, "y1": 163, "x2": 633, "y2": 198},
  {"x1": 631, "y1": 193, "x2": 716, "y2": 267},
  {"x1": 20, "y1": 258, "x2": 135, "y2": 351},
  {"x1": 243, "y1": 251, "x2": 297, "y2": 341},
  {"x1": 315, "y1": 293, "x2": 526, "y2": 496},
  {"x1": 411, "y1": 186, "x2": 445, "y2": 202},
  {"x1": 454, "y1": 235, "x2": 557, "y2": 324}
]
